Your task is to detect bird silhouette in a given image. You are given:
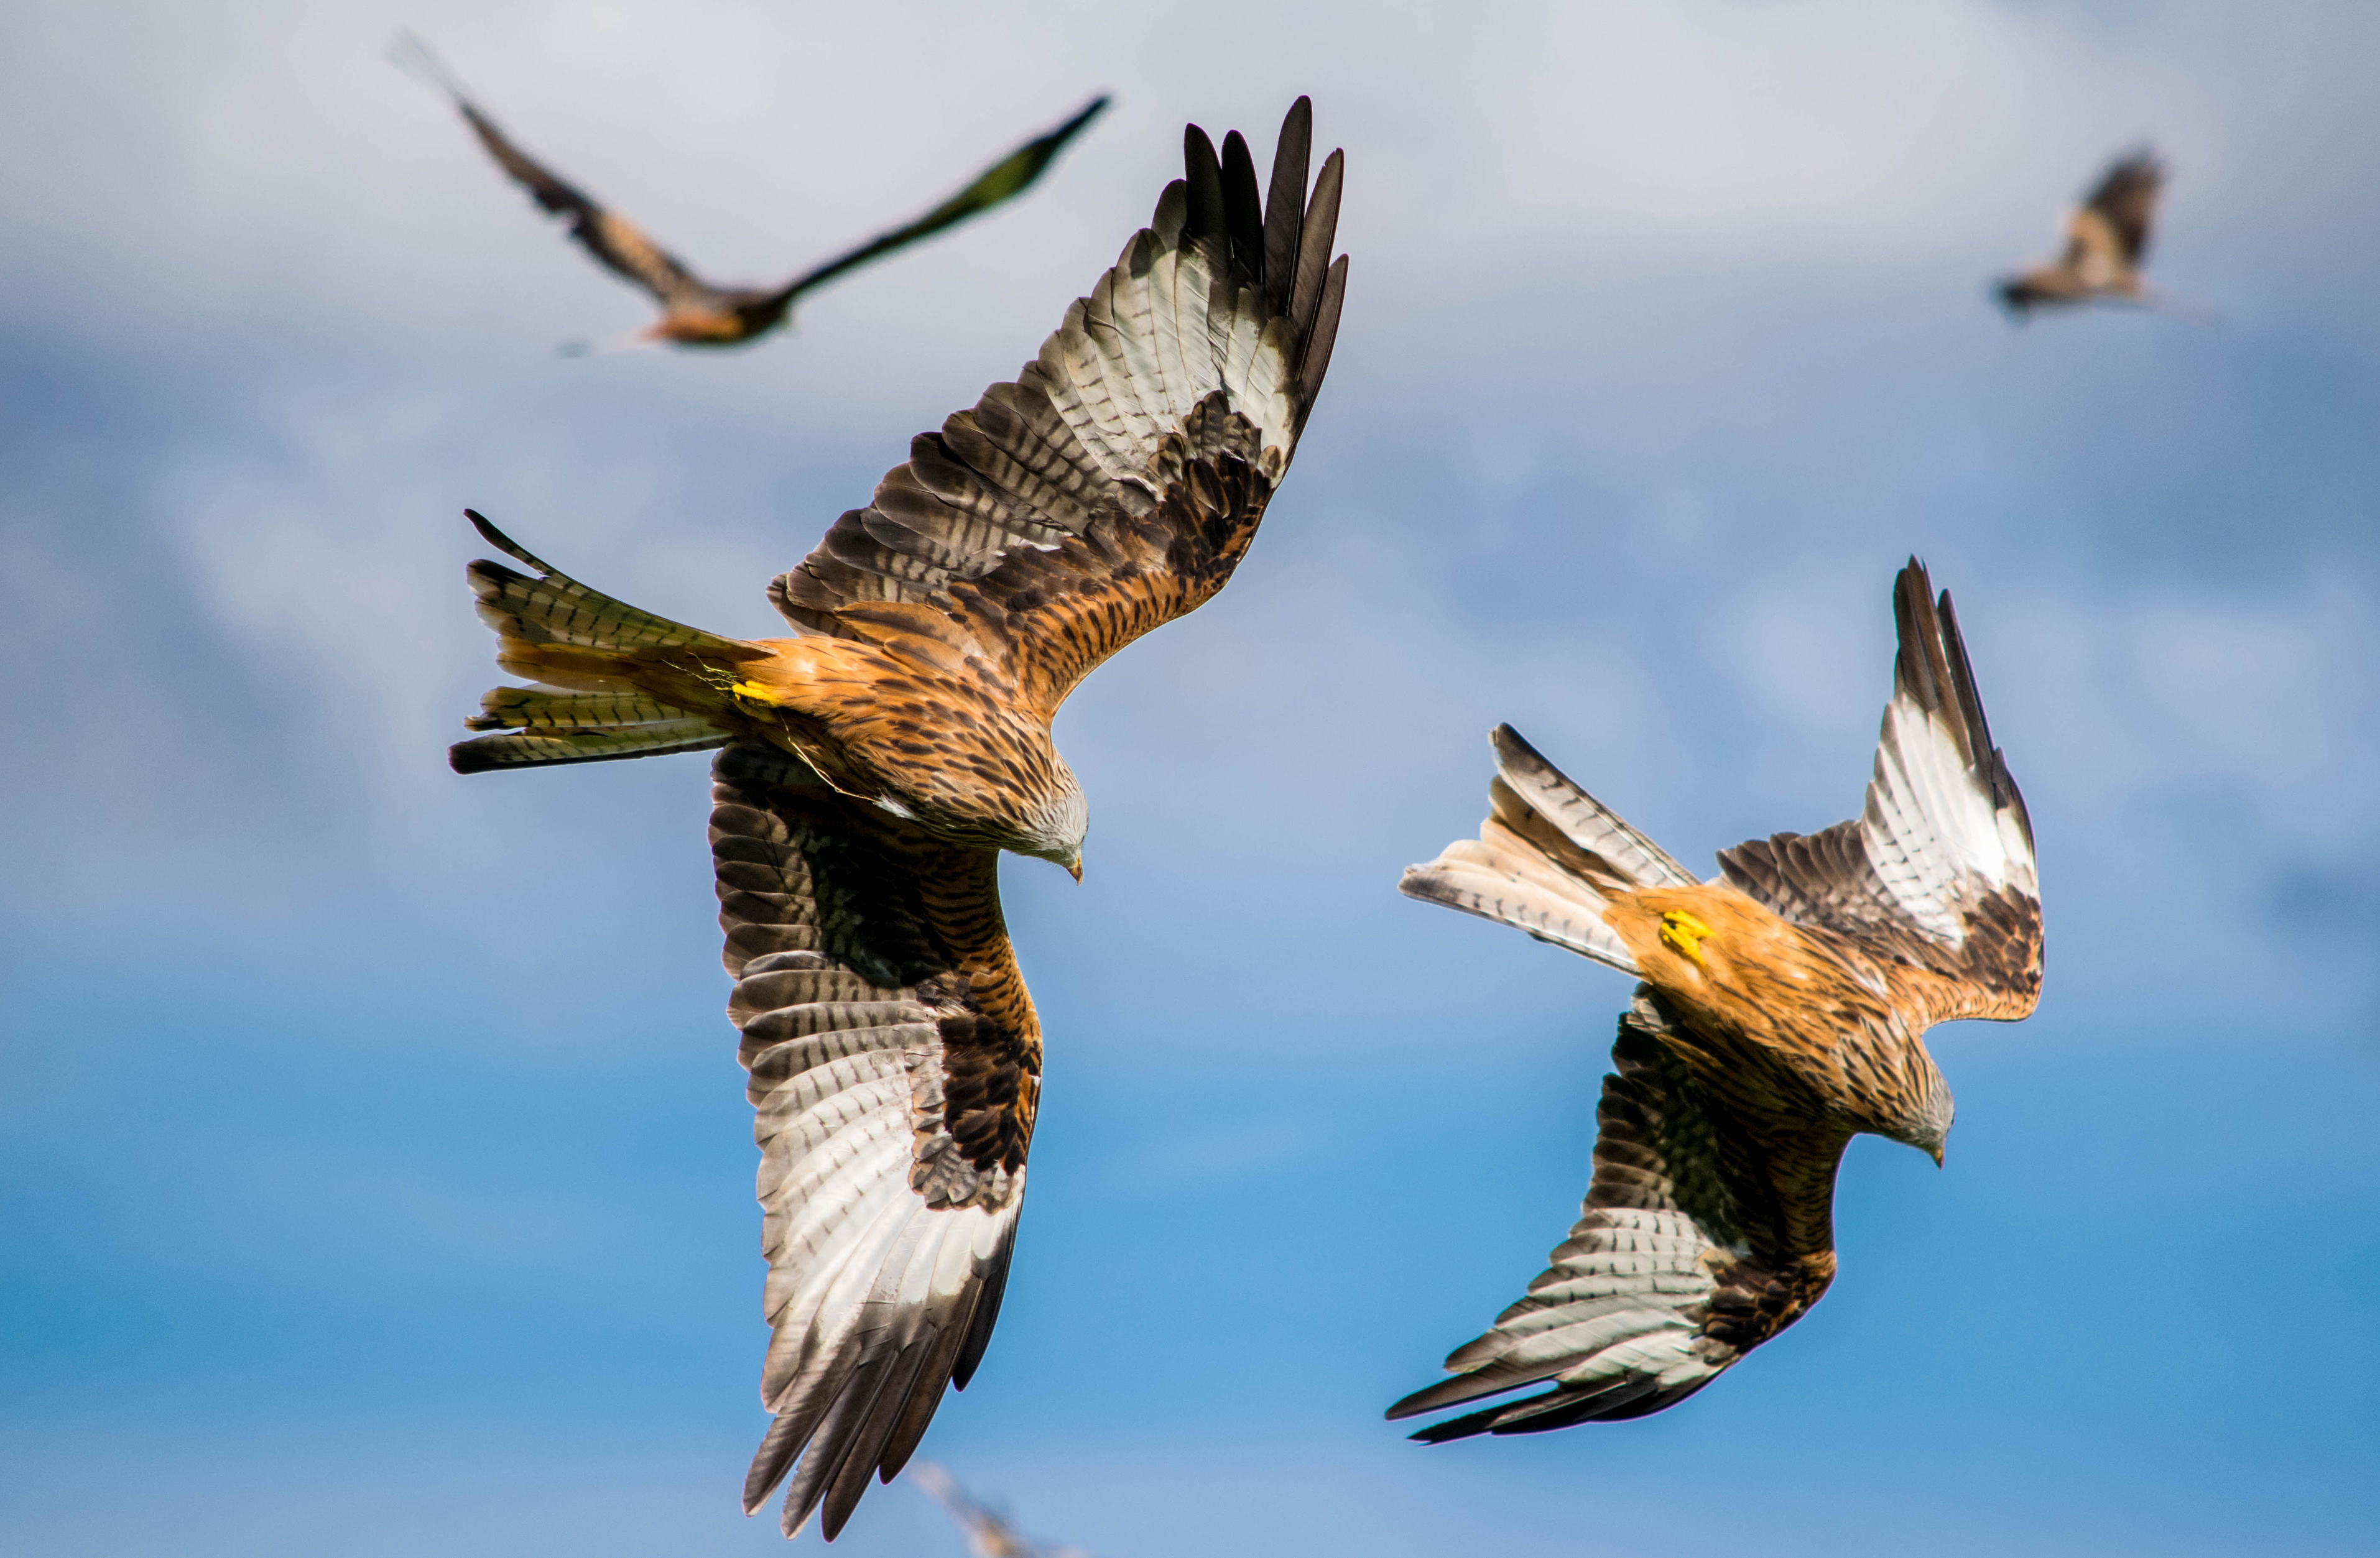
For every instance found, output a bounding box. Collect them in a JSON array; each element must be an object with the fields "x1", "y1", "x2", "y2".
[
  {"x1": 391, "y1": 32, "x2": 1106, "y2": 351},
  {"x1": 910, "y1": 1462, "x2": 1088, "y2": 1558},
  {"x1": 448, "y1": 99, "x2": 1344, "y2": 1539},
  {"x1": 1390, "y1": 561, "x2": 2042, "y2": 1439},
  {"x1": 1996, "y1": 148, "x2": 2186, "y2": 318}
]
